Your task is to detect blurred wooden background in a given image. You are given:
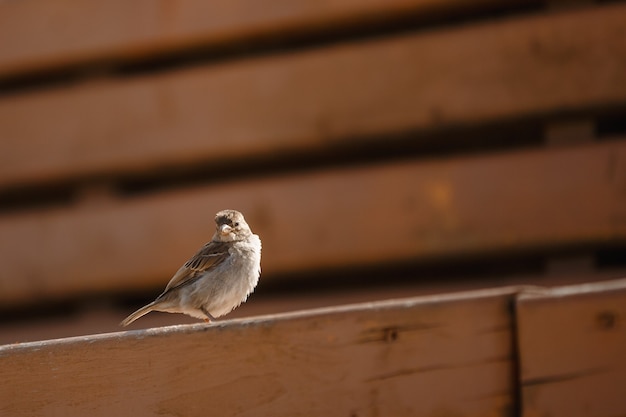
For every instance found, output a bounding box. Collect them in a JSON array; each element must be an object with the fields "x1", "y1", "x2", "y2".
[{"x1": 1, "y1": 0, "x2": 626, "y2": 345}]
